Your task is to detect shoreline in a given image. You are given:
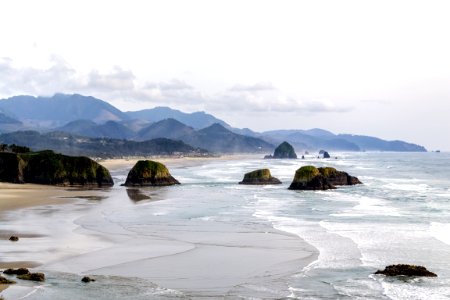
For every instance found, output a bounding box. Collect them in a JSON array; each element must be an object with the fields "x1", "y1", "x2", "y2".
[{"x1": 0, "y1": 155, "x2": 319, "y2": 298}]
